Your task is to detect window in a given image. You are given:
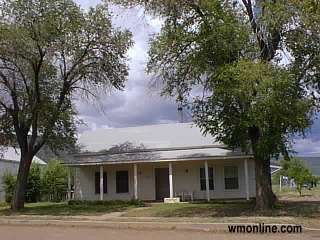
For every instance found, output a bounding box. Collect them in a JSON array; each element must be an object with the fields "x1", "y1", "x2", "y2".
[
  {"x1": 95, "y1": 172, "x2": 107, "y2": 194},
  {"x1": 200, "y1": 167, "x2": 214, "y2": 190},
  {"x1": 224, "y1": 166, "x2": 239, "y2": 189},
  {"x1": 116, "y1": 171, "x2": 129, "y2": 193}
]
